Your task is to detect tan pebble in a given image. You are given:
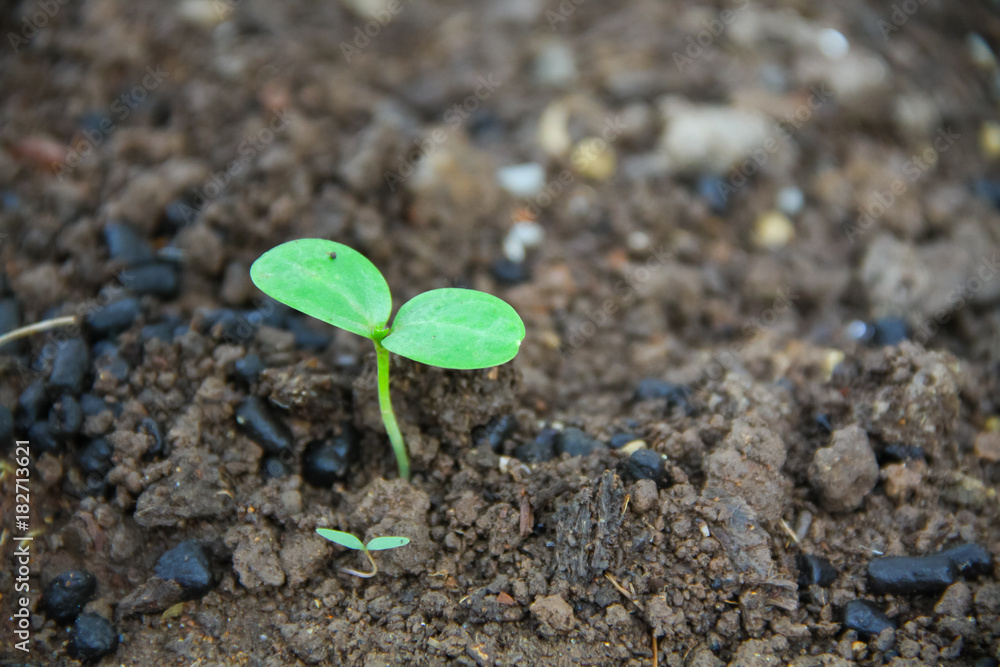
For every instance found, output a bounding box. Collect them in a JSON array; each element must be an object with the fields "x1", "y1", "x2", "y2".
[
  {"x1": 570, "y1": 137, "x2": 616, "y2": 181},
  {"x1": 974, "y1": 431, "x2": 1000, "y2": 462},
  {"x1": 980, "y1": 121, "x2": 1000, "y2": 159},
  {"x1": 752, "y1": 210, "x2": 795, "y2": 249}
]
